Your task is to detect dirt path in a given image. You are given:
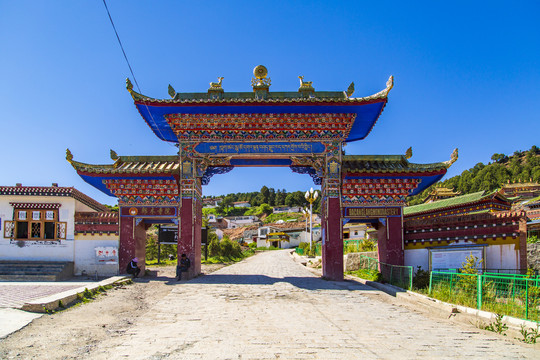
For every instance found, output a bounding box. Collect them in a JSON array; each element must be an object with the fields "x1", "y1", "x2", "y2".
[{"x1": 0, "y1": 263, "x2": 226, "y2": 360}]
